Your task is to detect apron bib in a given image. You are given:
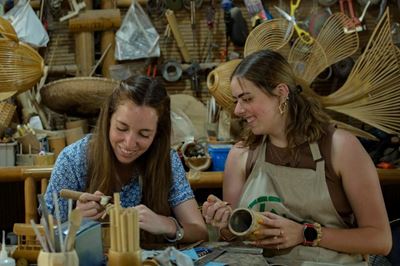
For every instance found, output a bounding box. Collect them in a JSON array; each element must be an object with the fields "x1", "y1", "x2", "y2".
[{"x1": 238, "y1": 139, "x2": 366, "y2": 266}]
